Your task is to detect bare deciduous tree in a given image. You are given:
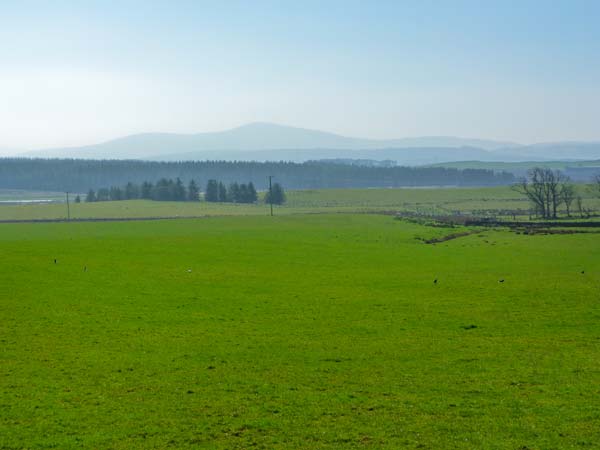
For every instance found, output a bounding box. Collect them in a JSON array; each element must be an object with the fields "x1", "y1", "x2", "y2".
[
  {"x1": 560, "y1": 182, "x2": 576, "y2": 217},
  {"x1": 513, "y1": 168, "x2": 568, "y2": 219},
  {"x1": 576, "y1": 196, "x2": 584, "y2": 218}
]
